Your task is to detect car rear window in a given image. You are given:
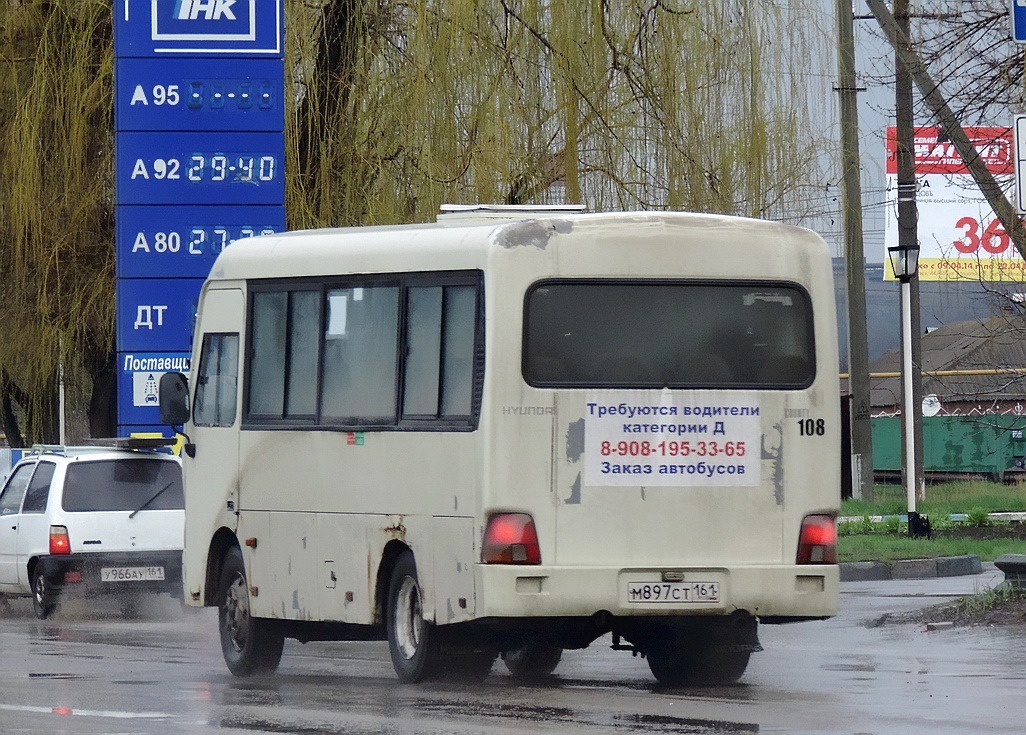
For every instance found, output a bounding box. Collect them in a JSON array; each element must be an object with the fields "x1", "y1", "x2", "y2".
[{"x1": 62, "y1": 459, "x2": 184, "y2": 512}]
